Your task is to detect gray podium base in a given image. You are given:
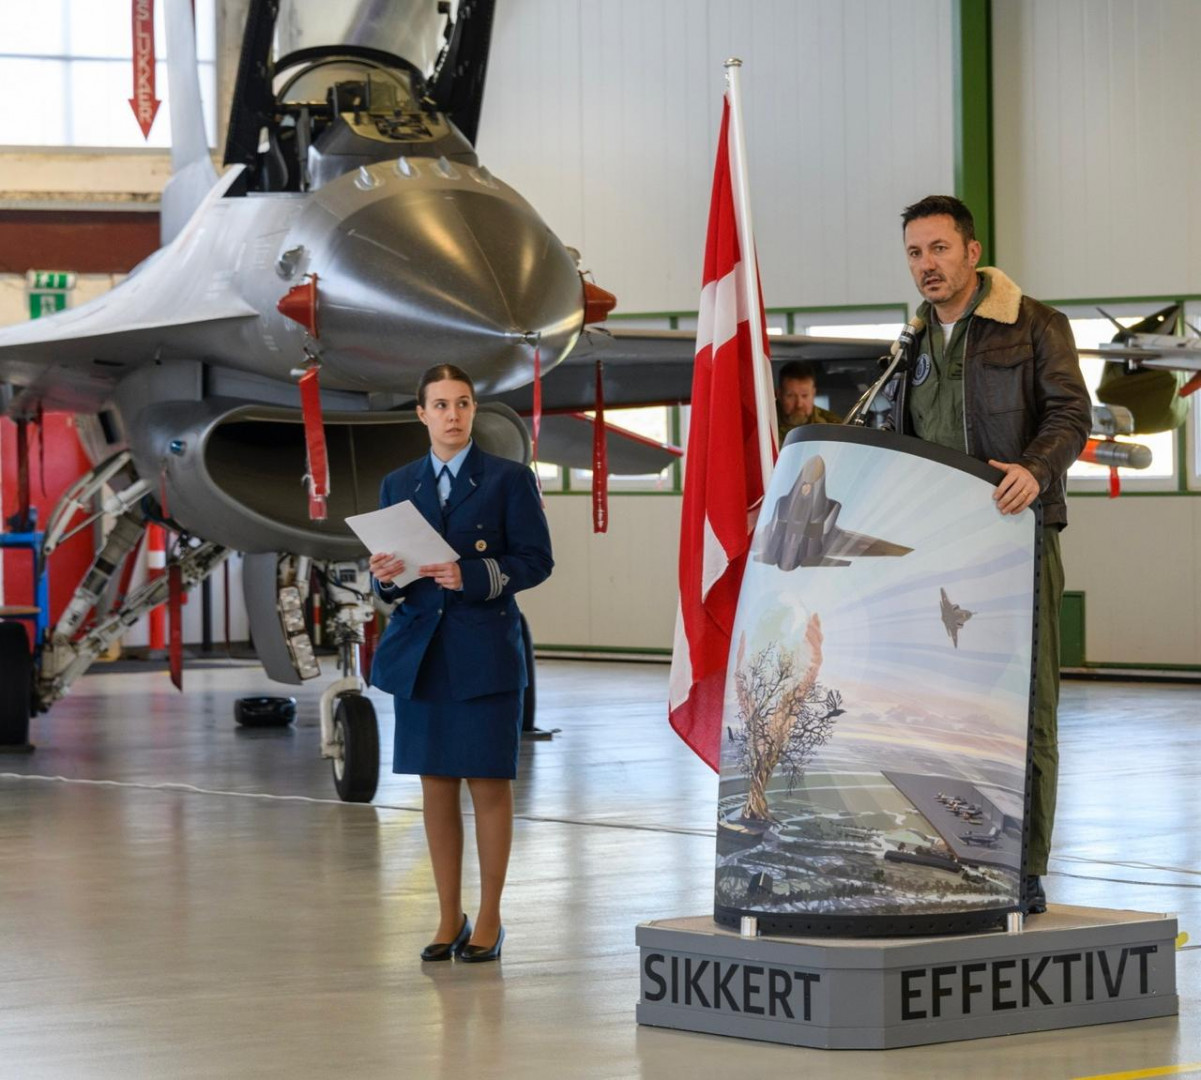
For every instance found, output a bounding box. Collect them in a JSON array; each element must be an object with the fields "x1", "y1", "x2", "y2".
[{"x1": 636, "y1": 905, "x2": 1178, "y2": 1049}]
